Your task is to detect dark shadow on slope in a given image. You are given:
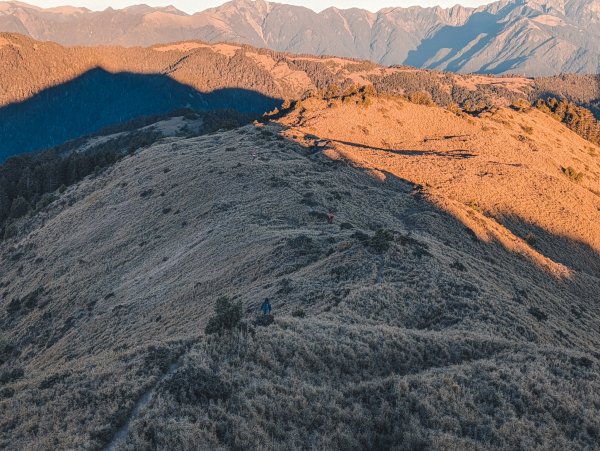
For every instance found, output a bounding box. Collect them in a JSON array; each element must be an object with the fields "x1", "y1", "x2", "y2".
[
  {"x1": 404, "y1": 11, "x2": 502, "y2": 72},
  {"x1": 302, "y1": 136, "x2": 598, "y2": 287},
  {"x1": 283, "y1": 128, "x2": 600, "y2": 302},
  {"x1": 0, "y1": 67, "x2": 283, "y2": 161},
  {"x1": 479, "y1": 55, "x2": 530, "y2": 74},
  {"x1": 327, "y1": 138, "x2": 477, "y2": 159},
  {"x1": 496, "y1": 214, "x2": 600, "y2": 279}
]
